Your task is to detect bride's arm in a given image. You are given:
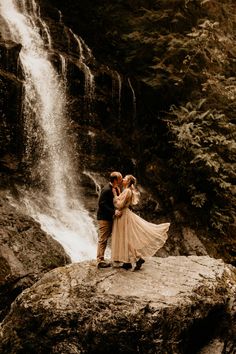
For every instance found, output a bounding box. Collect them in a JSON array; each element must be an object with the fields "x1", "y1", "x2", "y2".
[{"x1": 113, "y1": 189, "x2": 131, "y2": 210}]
